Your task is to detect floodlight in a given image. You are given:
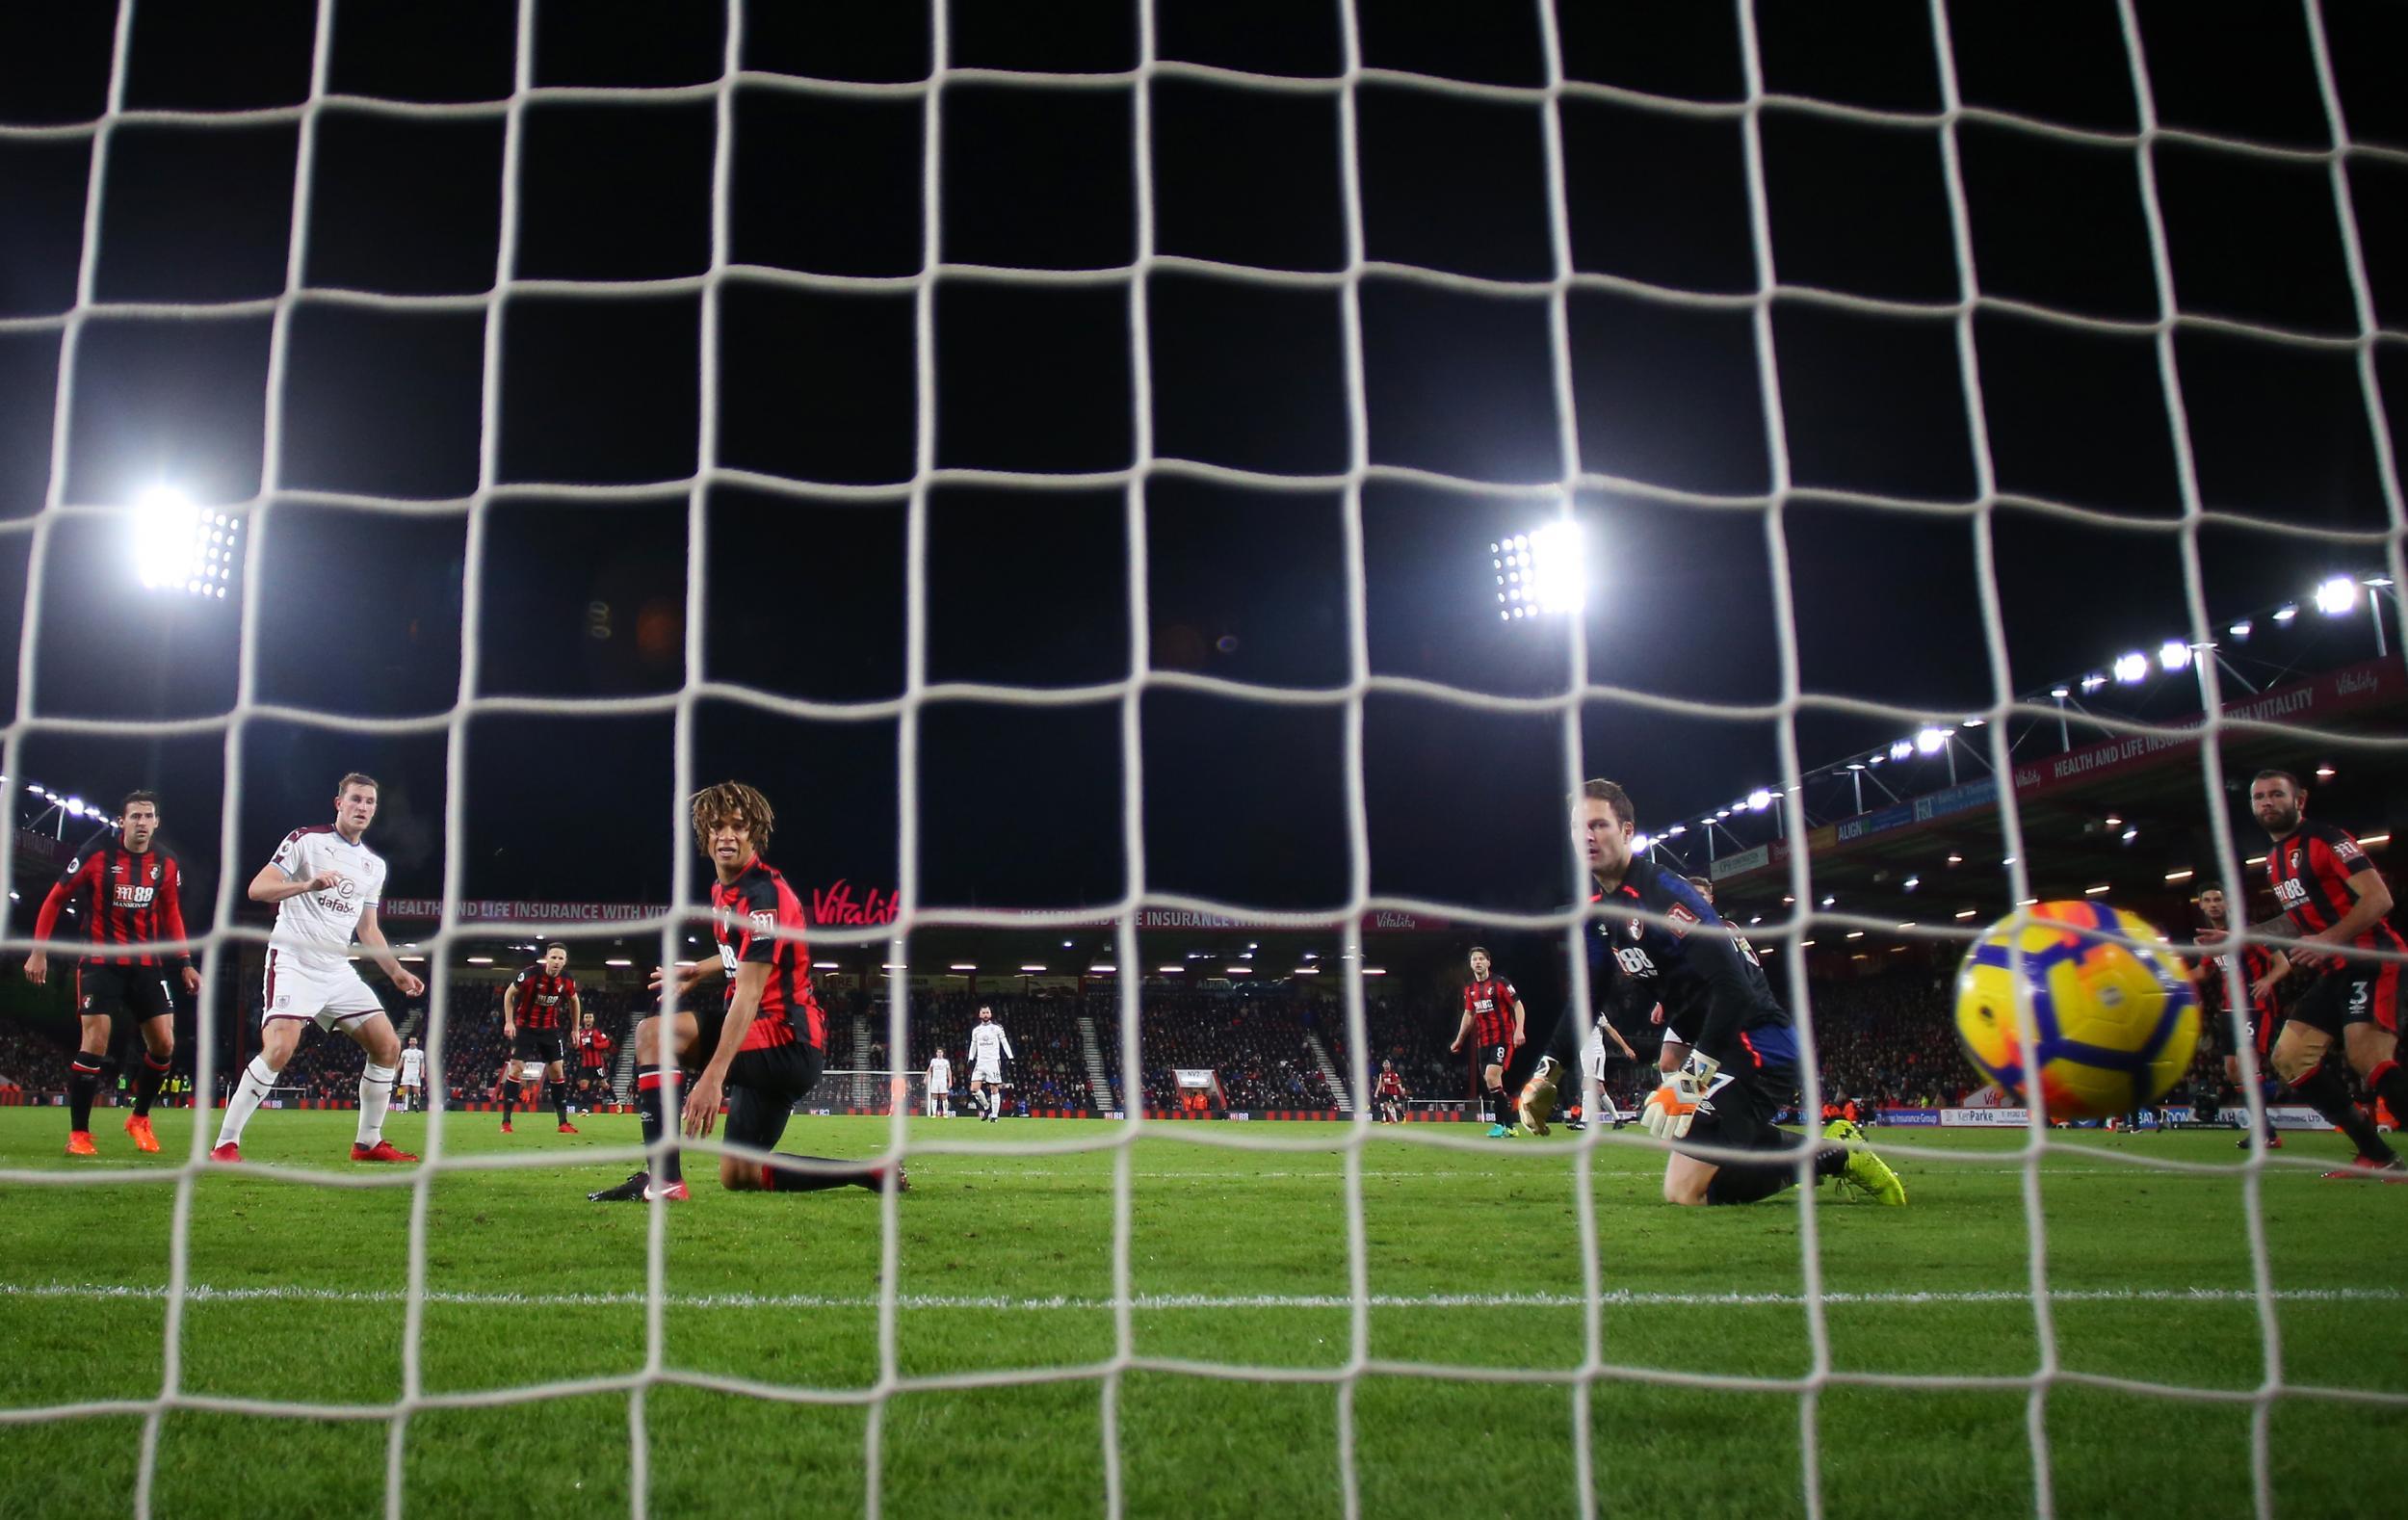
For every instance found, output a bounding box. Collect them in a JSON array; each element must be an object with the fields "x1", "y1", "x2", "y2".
[
  {"x1": 2111, "y1": 651, "x2": 2149, "y2": 683},
  {"x1": 2315, "y1": 576, "x2": 2358, "y2": 616},
  {"x1": 2369, "y1": 576, "x2": 2397, "y2": 589},
  {"x1": 2079, "y1": 672, "x2": 2107, "y2": 692},
  {"x1": 2049, "y1": 686, "x2": 2071, "y2": 698},
  {"x1": 2227, "y1": 620, "x2": 2251, "y2": 642},
  {"x1": 1744, "y1": 789, "x2": 1773, "y2": 811},
  {"x1": 2271, "y1": 604, "x2": 2298, "y2": 623},
  {"x1": 1914, "y1": 727, "x2": 1948, "y2": 754},
  {"x1": 1632, "y1": 833, "x2": 1653, "y2": 852},
  {"x1": 1888, "y1": 740, "x2": 1914, "y2": 762},
  {"x1": 2158, "y1": 640, "x2": 2189, "y2": 671},
  {"x1": 1903, "y1": 876, "x2": 1921, "y2": 891},
  {"x1": 133, "y1": 486, "x2": 201, "y2": 590},
  {"x1": 1662, "y1": 824, "x2": 1686, "y2": 837}
]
